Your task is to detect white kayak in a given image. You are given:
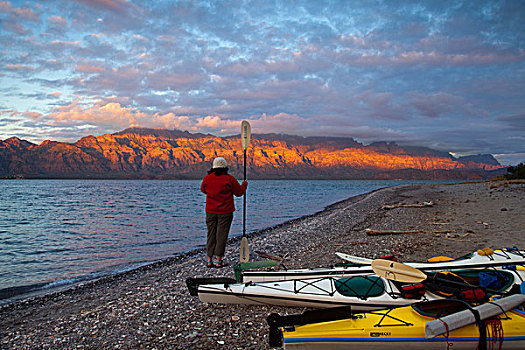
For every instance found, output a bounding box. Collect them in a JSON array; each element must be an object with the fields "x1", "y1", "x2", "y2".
[
  {"x1": 197, "y1": 268, "x2": 525, "y2": 310},
  {"x1": 240, "y1": 248, "x2": 525, "y2": 283}
]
